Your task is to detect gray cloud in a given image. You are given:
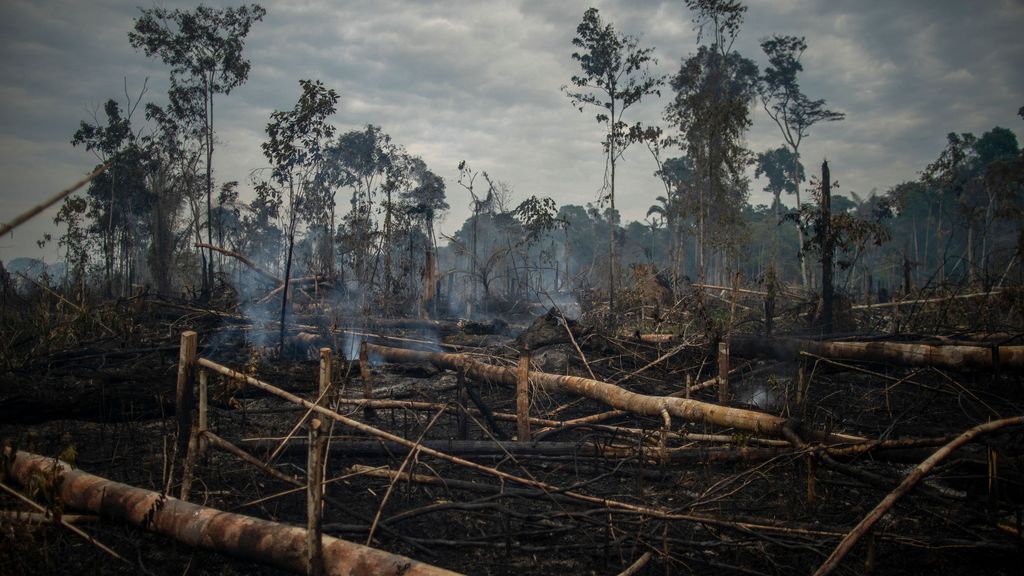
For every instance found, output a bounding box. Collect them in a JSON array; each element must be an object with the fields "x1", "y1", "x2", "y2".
[{"x1": 2, "y1": 0, "x2": 1021, "y2": 262}]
